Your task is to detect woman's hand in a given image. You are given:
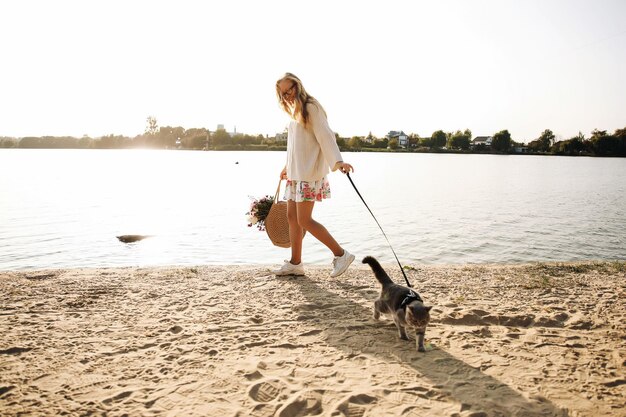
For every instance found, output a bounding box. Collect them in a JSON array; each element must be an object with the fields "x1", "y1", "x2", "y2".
[
  {"x1": 335, "y1": 161, "x2": 354, "y2": 174},
  {"x1": 280, "y1": 167, "x2": 287, "y2": 180}
]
